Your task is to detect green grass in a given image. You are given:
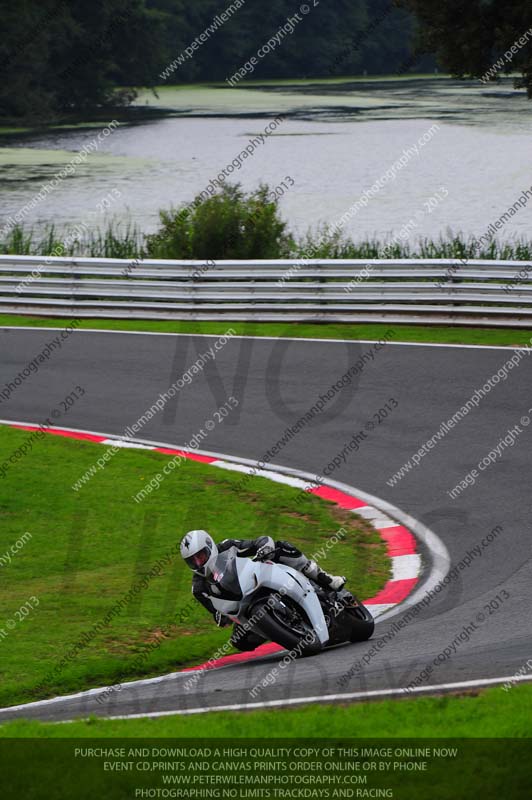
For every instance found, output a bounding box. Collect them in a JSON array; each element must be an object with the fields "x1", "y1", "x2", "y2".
[
  {"x1": 0, "y1": 425, "x2": 387, "y2": 708},
  {"x1": 4, "y1": 219, "x2": 532, "y2": 261},
  {"x1": 1, "y1": 685, "x2": 530, "y2": 799},
  {"x1": 1, "y1": 315, "x2": 532, "y2": 347},
  {"x1": 1, "y1": 683, "x2": 530, "y2": 737},
  {"x1": 1, "y1": 691, "x2": 529, "y2": 799},
  {"x1": 0, "y1": 221, "x2": 143, "y2": 258}
]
